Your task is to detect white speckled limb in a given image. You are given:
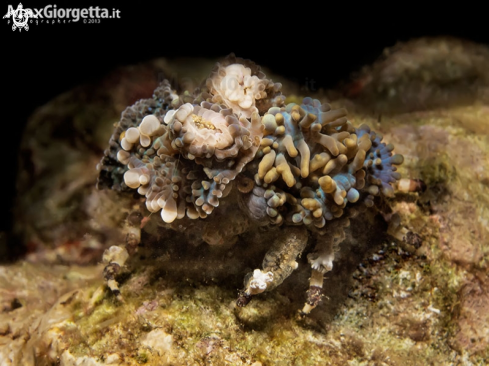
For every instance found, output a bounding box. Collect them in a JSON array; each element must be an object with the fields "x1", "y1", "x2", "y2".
[{"x1": 239, "y1": 226, "x2": 308, "y2": 306}]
